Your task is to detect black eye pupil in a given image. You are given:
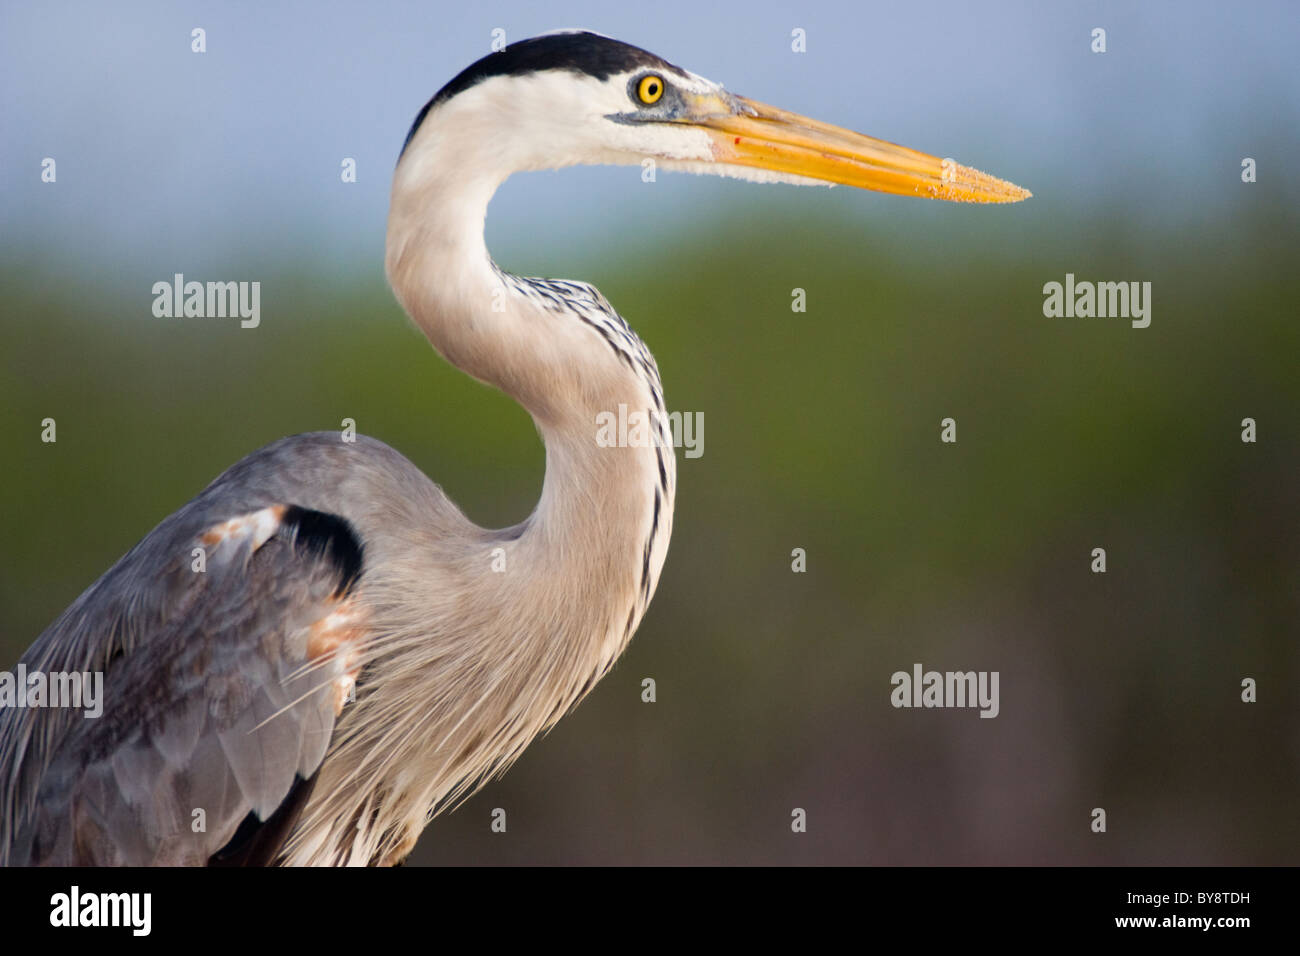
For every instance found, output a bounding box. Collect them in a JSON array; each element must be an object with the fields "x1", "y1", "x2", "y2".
[{"x1": 649, "y1": 82, "x2": 659, "y2": 94}]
